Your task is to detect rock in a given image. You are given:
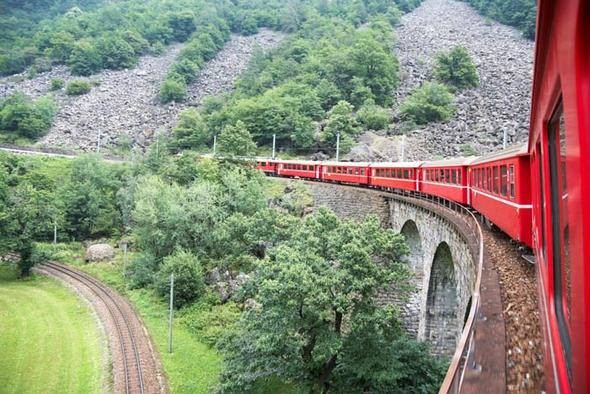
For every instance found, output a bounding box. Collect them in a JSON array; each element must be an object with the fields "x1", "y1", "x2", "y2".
[{"x1": 85, "y1": 244, "x2": 115, "y2": 262}]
